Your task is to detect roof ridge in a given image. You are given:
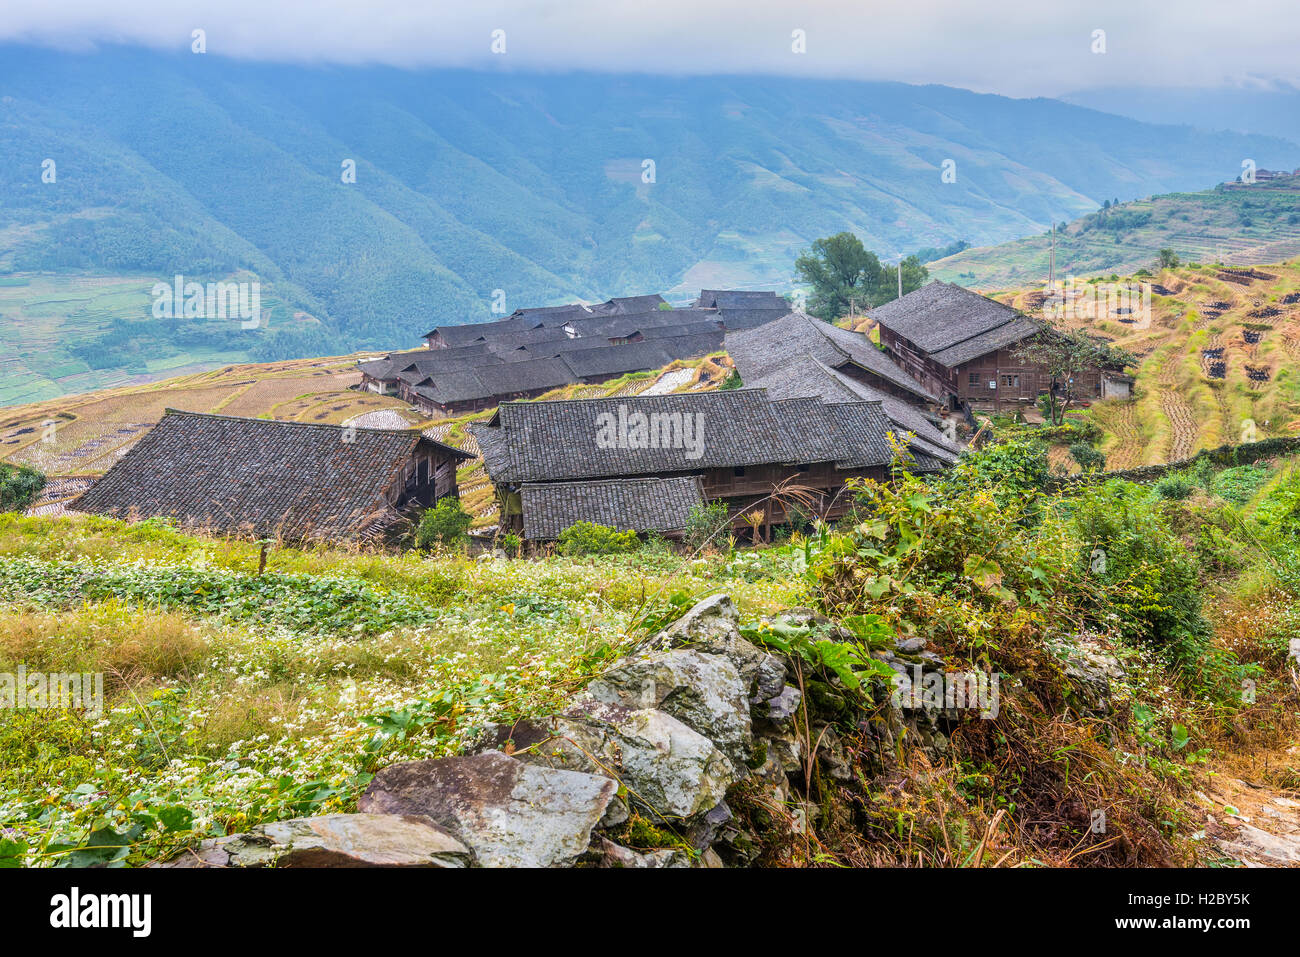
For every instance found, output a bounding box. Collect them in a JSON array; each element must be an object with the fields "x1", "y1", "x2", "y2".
[{"x1": 160, "y1": 408, "x2": 424, "y2": 439}]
